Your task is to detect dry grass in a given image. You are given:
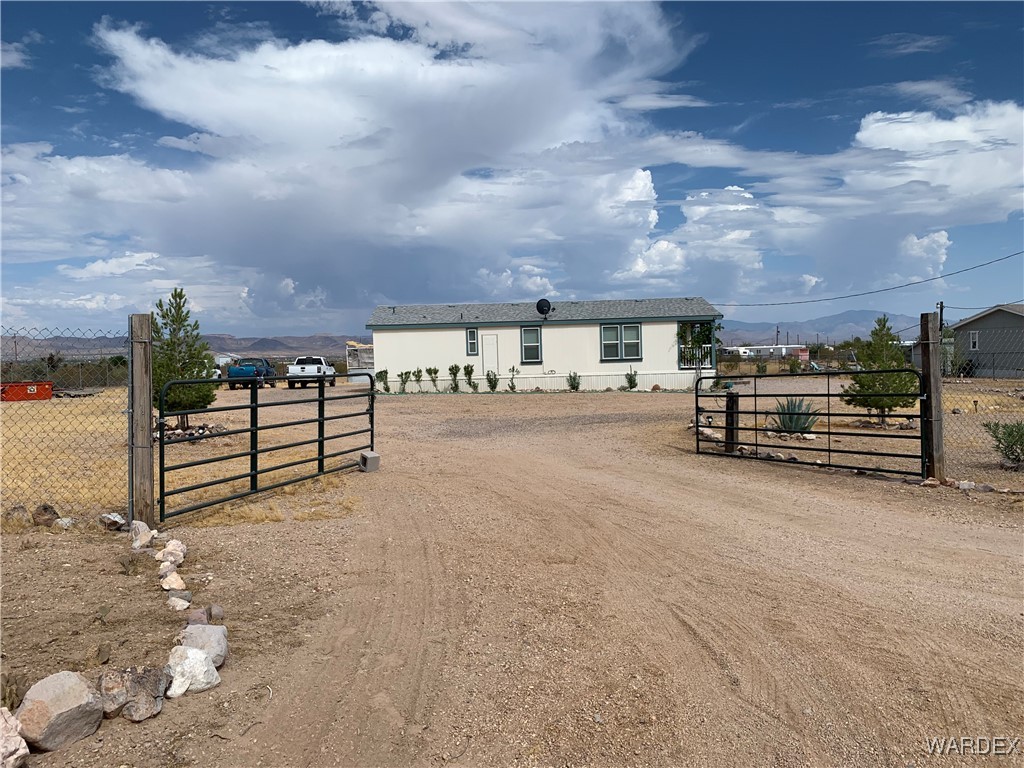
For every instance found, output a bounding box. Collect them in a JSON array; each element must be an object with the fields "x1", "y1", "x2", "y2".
[{"x1": 1, "y1": 388, "x2": 128, "y2": 514}]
